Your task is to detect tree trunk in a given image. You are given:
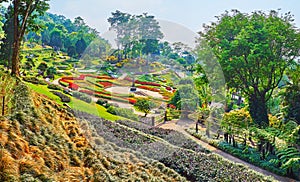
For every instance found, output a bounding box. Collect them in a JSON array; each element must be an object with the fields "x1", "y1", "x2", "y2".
[
  {"x1": 11, "y1": 0, "x2": 20, "y2": 77},
  {"x1": 249, "y1": 94, "x2": 269, "y2": 128},
  {"x1": 11, "y1": 41, "x2": 20, "y2": 76},
  {"x1": 224, "y1": 133, "x2": 229, "y2": 143}
]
